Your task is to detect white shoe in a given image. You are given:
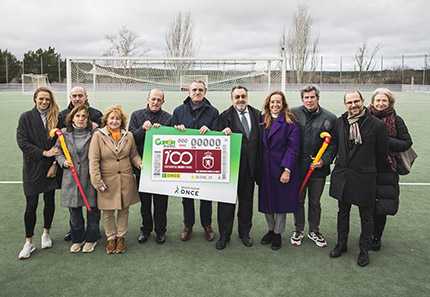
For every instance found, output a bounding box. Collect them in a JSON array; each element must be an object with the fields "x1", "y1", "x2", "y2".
[
  {"x1": 308, "y1": 231, "x2": 327, "y2": 247},
  {"x1": 19, "y1": 242, "x2": 36, "y2": 259},
  {"x1": 290, "y1": 231, "x2": 304, "y2": 246},
  {"x1": 41, "y1": 233, "x2": 52, "y2": 249},
  {"x1": 70, "y1": 241, "x2": 85, "y2": 253},
  {"x1": 82, "y1": 241, "x2": 97, "y2": 253}
]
